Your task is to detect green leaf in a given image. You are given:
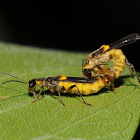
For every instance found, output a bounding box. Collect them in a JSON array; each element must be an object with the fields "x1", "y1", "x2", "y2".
[{"x1": 0, "y1": 43, "x2": 140, "y2": 140}]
